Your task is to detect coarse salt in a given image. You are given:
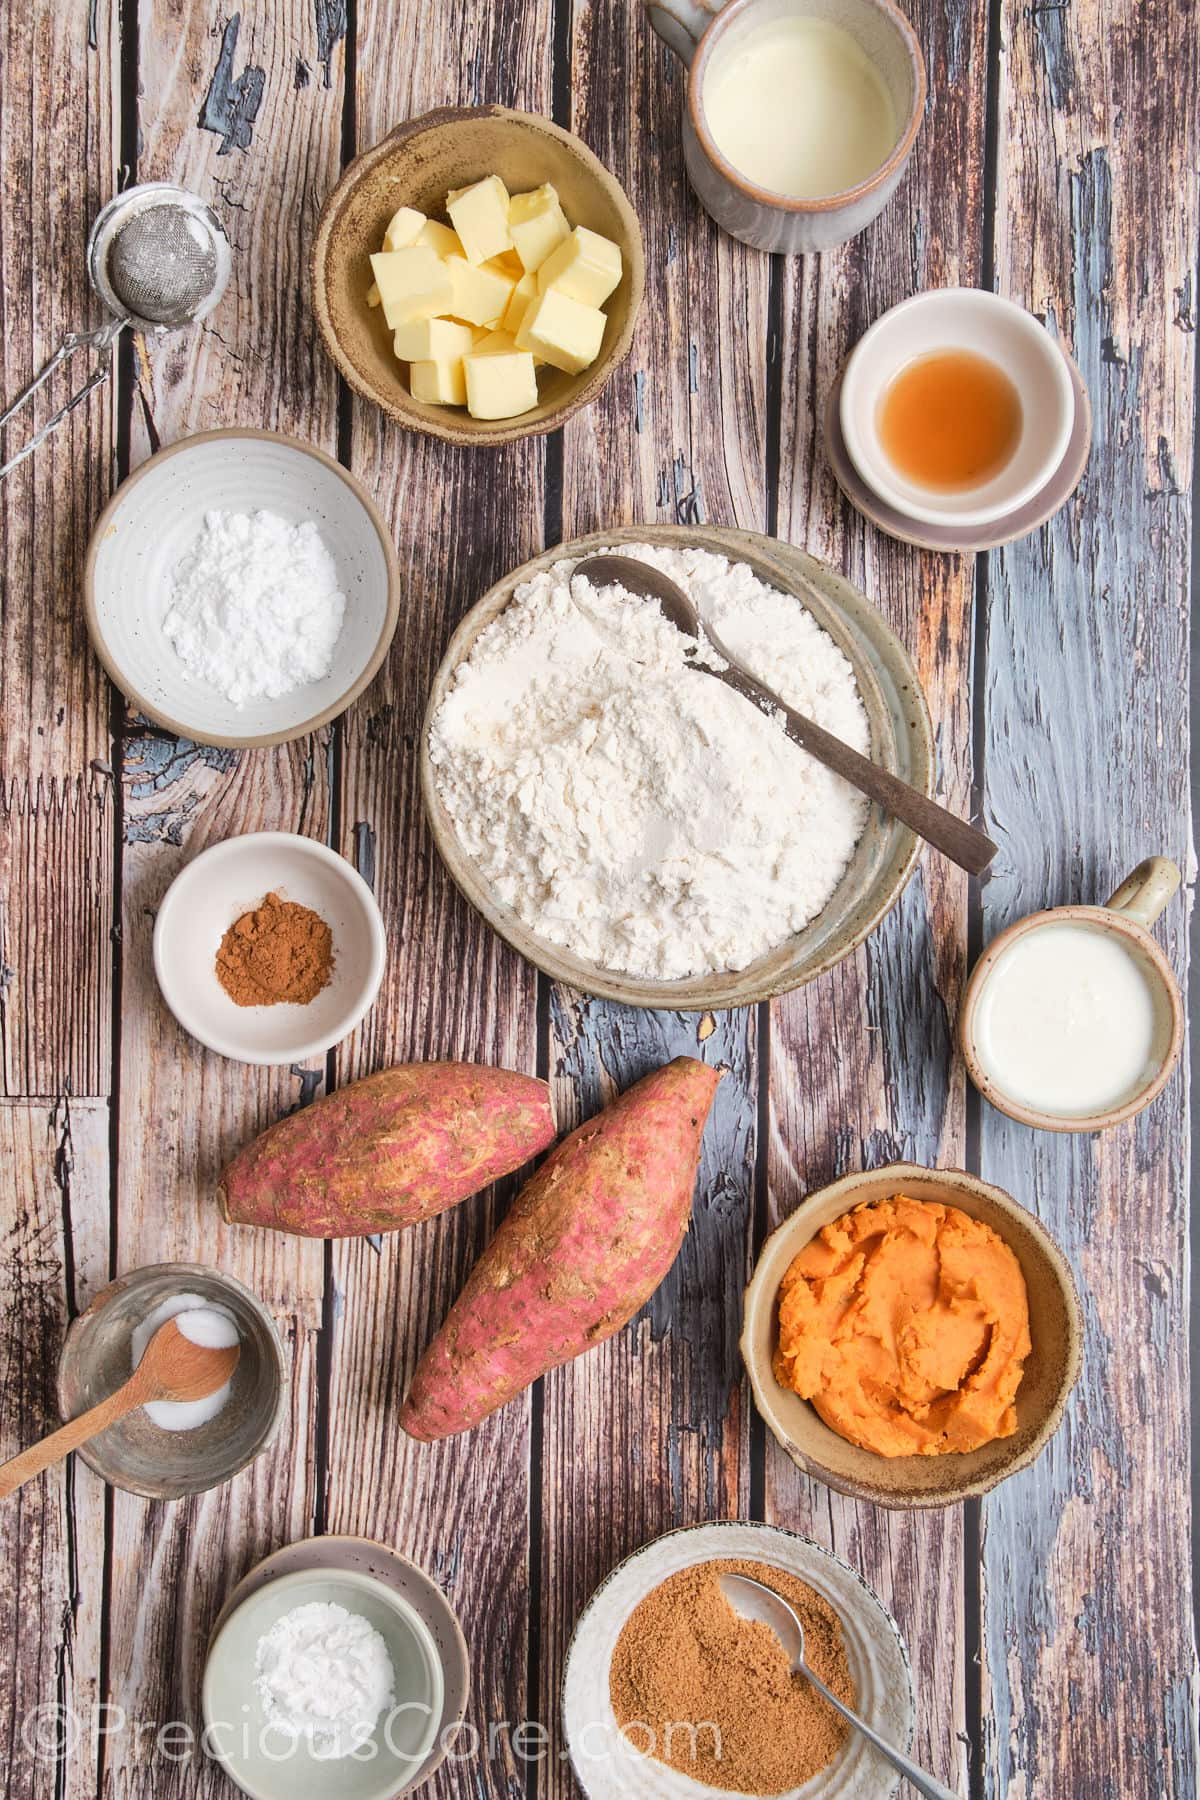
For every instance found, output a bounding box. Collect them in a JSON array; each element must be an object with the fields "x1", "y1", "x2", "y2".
[
  {"x1": 429, "y1": 542, "x2": 871, "y2": 980},
  {"x1": 163, "y1": 508, "x2": 346, "y2": 706}
]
